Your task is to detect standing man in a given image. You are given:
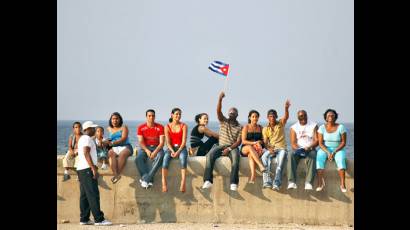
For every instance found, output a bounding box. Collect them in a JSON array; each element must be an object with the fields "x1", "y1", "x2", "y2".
[
  {"x1": 287, "y1": 110, "x2": 318, "y2": 190},
  {"x1": 135, "y1": 109, "x2": 165, "y2": 189},
  {"x1": 202, "y1": 92, "x2": 242, "y2": 191},
  {"x1": 76, "y1": 121, "x2": 112, "y2": 226},
  {"x1": 261, "y1": 100, "x2": 291, "y2": 190}
]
